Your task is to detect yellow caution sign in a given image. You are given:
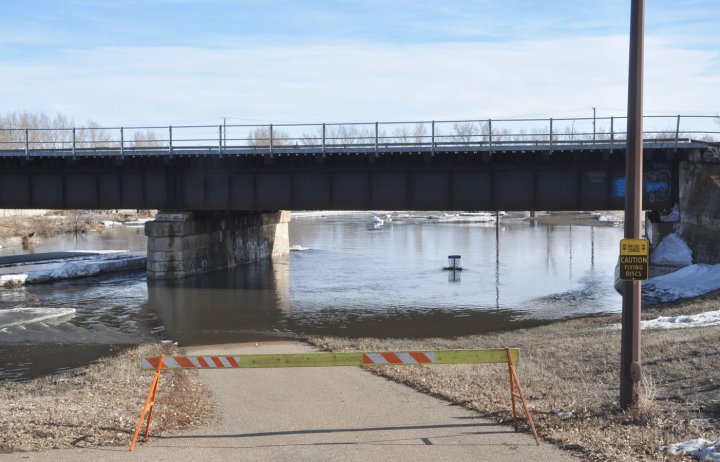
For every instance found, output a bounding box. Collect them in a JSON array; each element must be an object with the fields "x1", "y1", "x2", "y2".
[{"x1": 619, "y1": 238, "x2": 649, "y2": 280}]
